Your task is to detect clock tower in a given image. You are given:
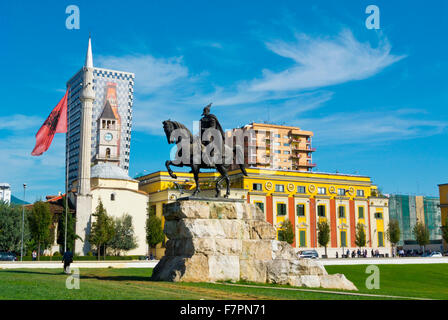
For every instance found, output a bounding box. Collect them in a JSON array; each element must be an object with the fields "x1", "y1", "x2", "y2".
[{"x1": 96, "y1": 99, "x2": 120, "y2": 165}]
